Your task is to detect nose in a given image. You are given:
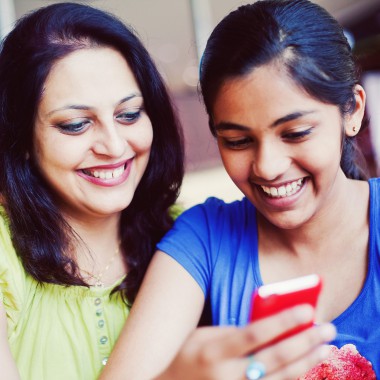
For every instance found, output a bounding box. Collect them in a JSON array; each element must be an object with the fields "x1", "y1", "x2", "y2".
[
  {"x1": 92, "y1": 120, "x2": 126, "y2": 158},
  {"x1": 251, "y1": 141, "x2": 290, "y2": 182}
]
